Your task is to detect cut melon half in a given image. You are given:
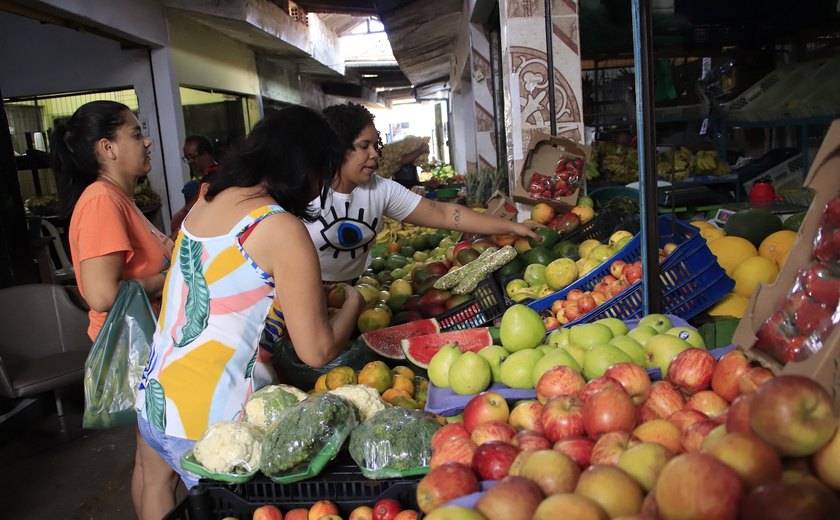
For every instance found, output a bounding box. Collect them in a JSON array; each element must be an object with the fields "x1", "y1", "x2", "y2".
[
  {"x1": 361, "y1": 318, "x2": 440, "y2": 360},
  {"x1": 401, "y1": 327, "x2": 494, "y2": 368}
]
